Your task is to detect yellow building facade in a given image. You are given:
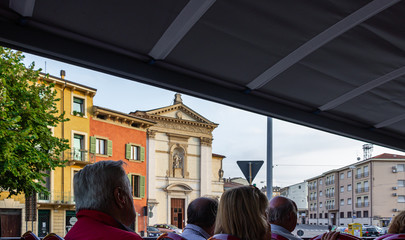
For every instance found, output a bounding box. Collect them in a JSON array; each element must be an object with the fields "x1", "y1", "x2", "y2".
[{"x1": 0, "y1": 73, "x2": 96, "y2": 237}]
